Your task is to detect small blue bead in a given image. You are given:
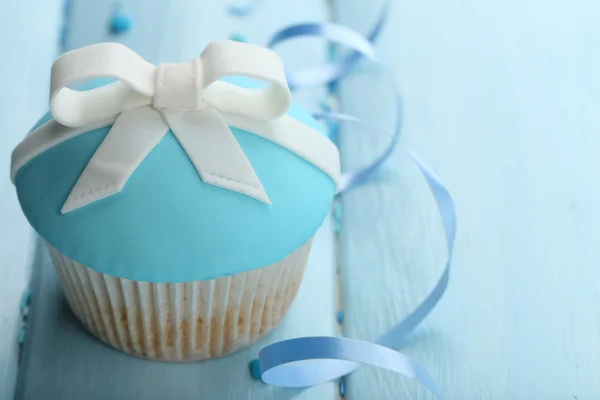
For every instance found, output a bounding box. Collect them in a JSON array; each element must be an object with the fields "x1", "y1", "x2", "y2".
[
  {"x1": 325, "y1": 48, "x2": 339, "y2": 94},
  {"x1": 110, "y1": 14, "x2": 132, "y2": 35},
  {"x1": 20, "y1": 288, "x2": 30, "y2": 310},
  {"x1": 248, "y1": 358, "x2": 262, "y2": 380},
  {"x1": 339, "y1": 377, "x2": 346, "y2": 397},
  {"x1": 336, "y1": 310, "x2": 344, "y2": 324},
  {"x1": 327, "y1": 80, "x2": 339, "y2": 95},
  {"x1": 229, "y1": 33, "x2": 248, "y2": 43}
]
